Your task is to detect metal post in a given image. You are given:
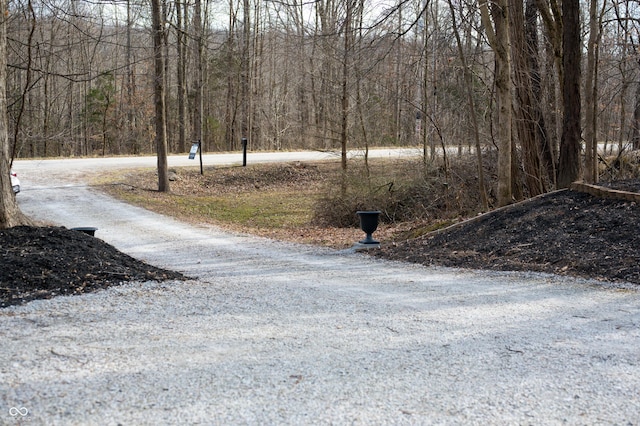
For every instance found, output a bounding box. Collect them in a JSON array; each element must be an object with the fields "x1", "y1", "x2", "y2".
[
  {"x1": 199, "y1": 140, "x2": 203, "y2": 175},
  {"x1": 242, "y1": 137, "x2": 248, "y2": 167}
]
